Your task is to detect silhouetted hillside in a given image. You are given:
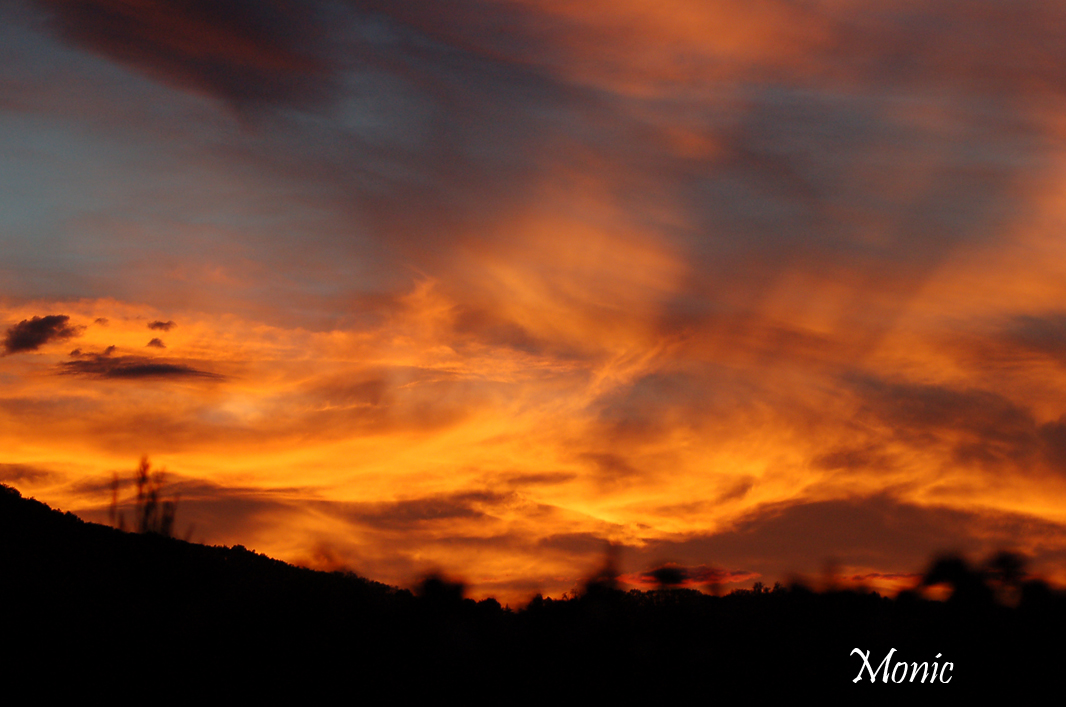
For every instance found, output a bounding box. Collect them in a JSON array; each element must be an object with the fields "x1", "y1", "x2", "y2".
[{"x1": 2, "y1": 484, "x2": 1060, "y2": 698}]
